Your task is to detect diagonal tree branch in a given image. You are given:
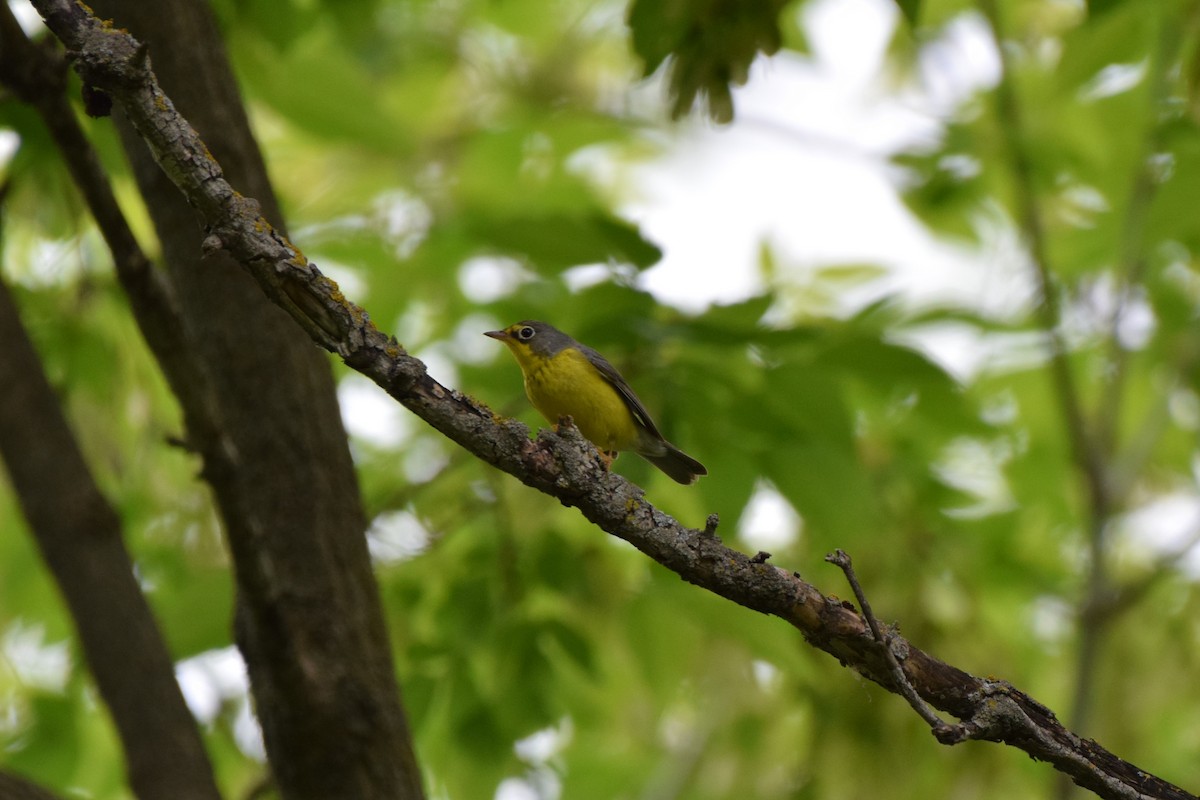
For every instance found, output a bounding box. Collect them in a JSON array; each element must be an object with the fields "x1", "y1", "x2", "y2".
[{"x1": 25, "y1": 2, "x2": 1199, "y2": 799}]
